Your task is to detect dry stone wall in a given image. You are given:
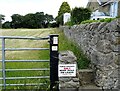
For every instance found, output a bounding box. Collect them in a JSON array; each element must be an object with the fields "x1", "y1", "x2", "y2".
[{"x1": 60, "y1": 19, "x2": 120, "y2": 89}]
